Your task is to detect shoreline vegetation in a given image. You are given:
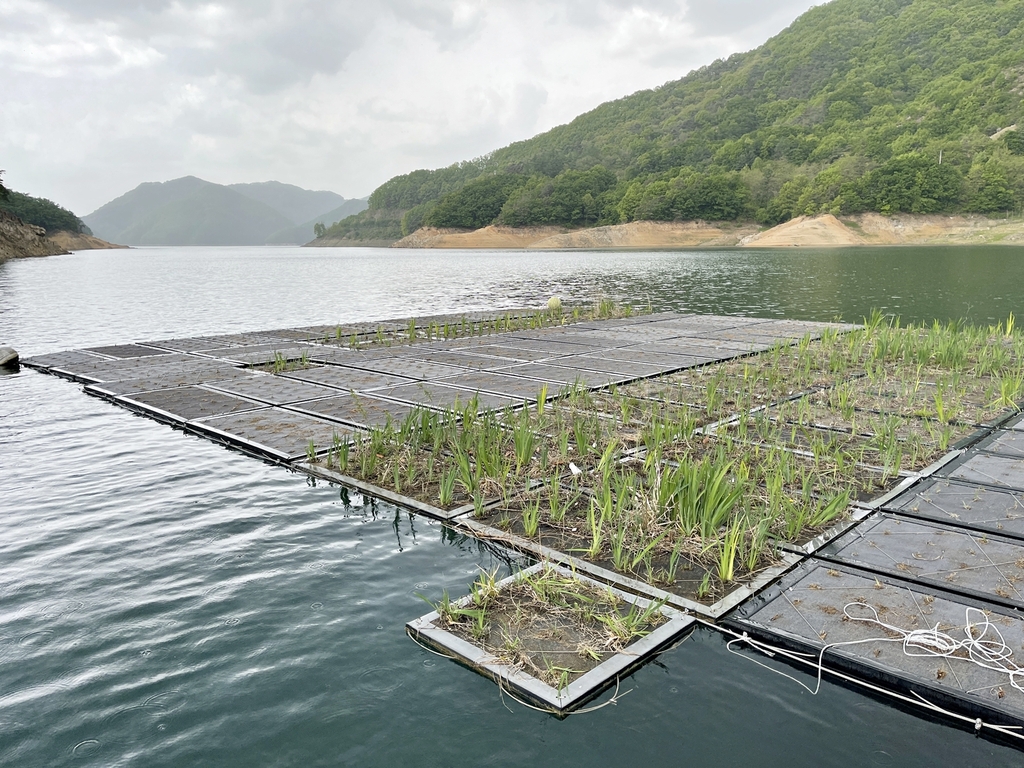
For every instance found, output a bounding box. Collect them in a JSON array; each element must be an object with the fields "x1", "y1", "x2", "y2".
[{"x1": 305, "y1": 211, "x2": 1024, "y2": 250}]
